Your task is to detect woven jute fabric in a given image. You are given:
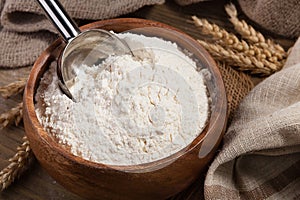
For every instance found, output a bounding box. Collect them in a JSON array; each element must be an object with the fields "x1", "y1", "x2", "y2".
[
  {"x1": 175, "y1": 0, "x2": 205, "y2": 6},
  {"x1": 204, "y1": 38, "x2": 300, "y2": 199},
  {"x1": 238, "y1": 0, "x2": 300, "y2": 38},
  {"x1": 0, "y1": 0, "x2": 164, "y2": 68},
  {"x1": 1, "y1": 0, "x2": 164, "y2": 33},
  {"x1": 176, "y1": 0, "x2": 300, "y2": 38},
  {"x1": 217, "y1": 63, "x2": 254, "y2": 124}
]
